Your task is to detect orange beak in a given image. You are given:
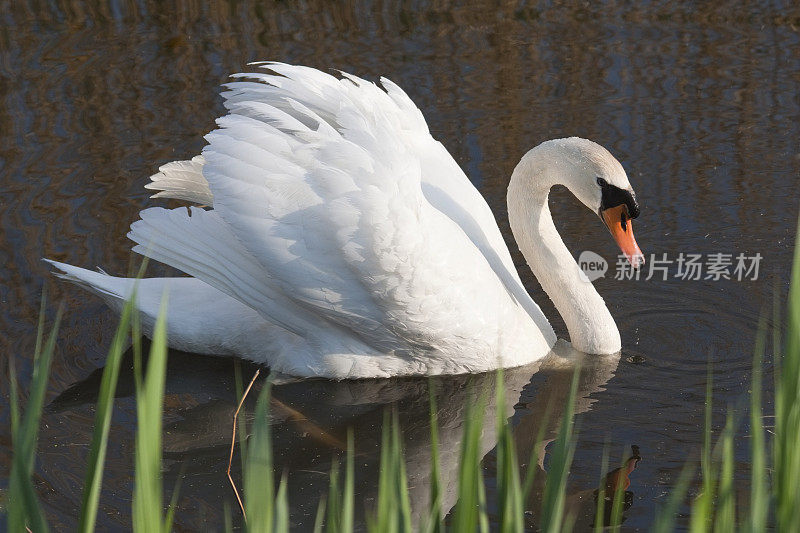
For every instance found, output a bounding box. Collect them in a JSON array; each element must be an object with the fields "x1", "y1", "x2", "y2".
[{"x1": 601, "y1": 204, "x2": 644, "y2": 268}]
